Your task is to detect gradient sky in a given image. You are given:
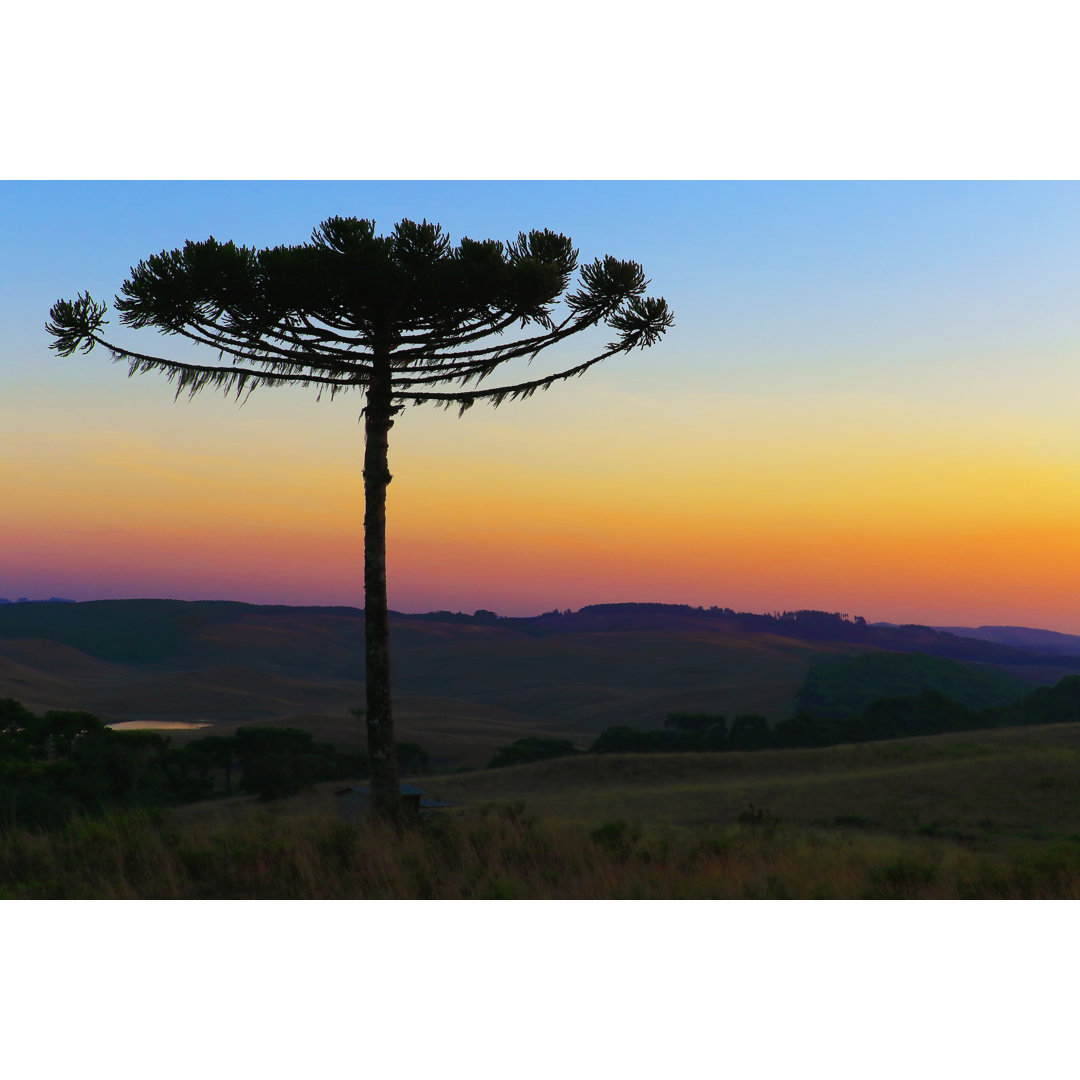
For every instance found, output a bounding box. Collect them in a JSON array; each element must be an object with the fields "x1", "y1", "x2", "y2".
[{"x1": 4, "y1": 181, "x2": 1080, "y2": 630}]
